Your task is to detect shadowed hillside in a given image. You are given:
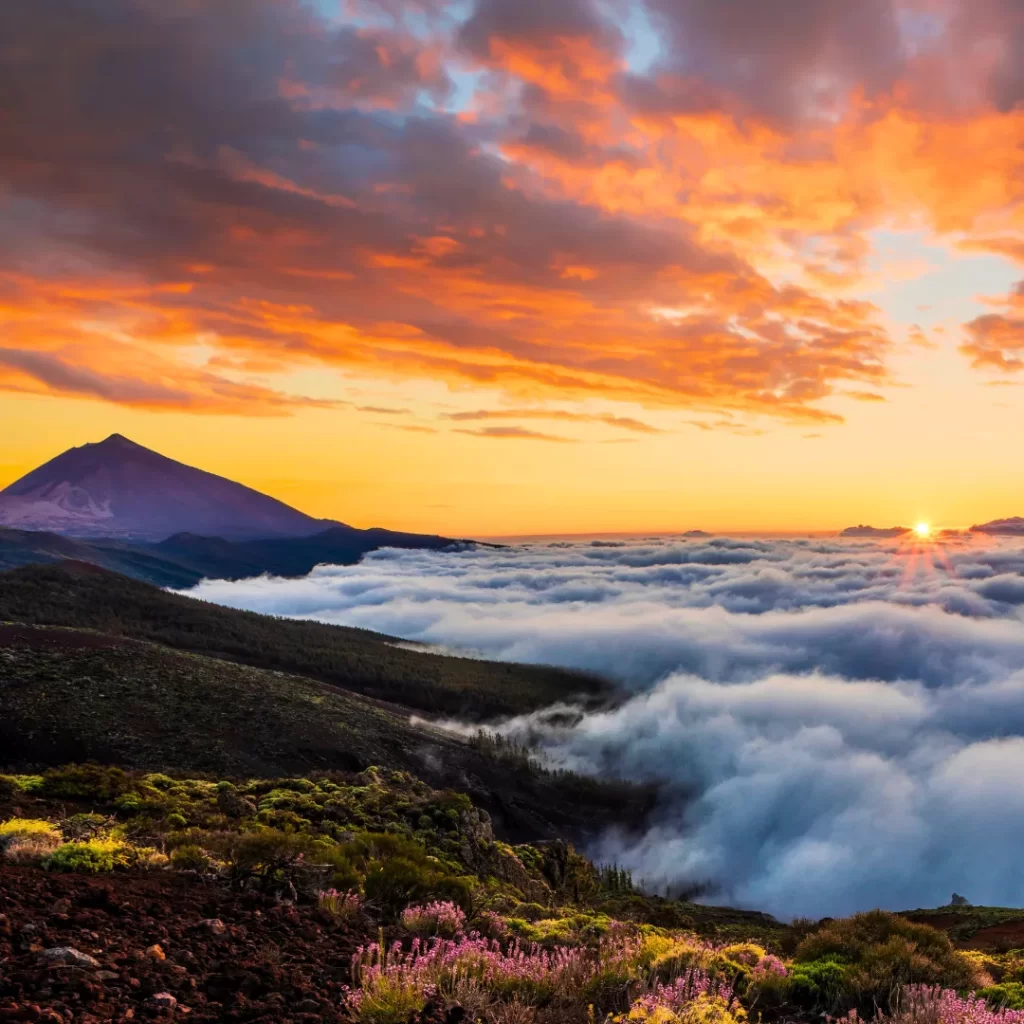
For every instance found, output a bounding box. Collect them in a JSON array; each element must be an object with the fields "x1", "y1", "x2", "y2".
[
  {"x1": 0, "y1": 621, "x2": 647, "y2": 843},
  {"x1": 0, "y1": 562, "x2": 609, "y2": 719},
  {"x1": 0, "y1": 524, "x2": 467, "y2": 588}
]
